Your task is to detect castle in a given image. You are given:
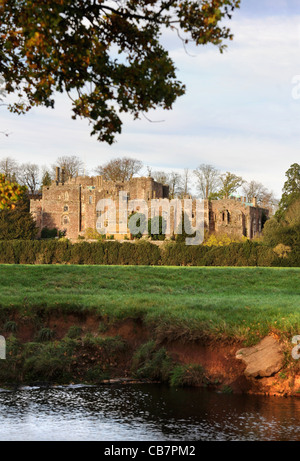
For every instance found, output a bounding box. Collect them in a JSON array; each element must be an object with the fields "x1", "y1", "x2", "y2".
[{"x1": 30, "y1": 167, "x2": 268, "y2": 240}]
